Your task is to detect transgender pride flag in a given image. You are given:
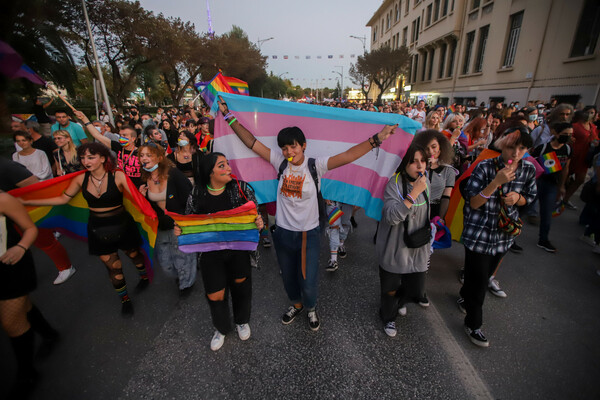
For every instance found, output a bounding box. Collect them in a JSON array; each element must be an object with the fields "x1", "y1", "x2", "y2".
[{"x1": 214, "y1": 93, "x2": 421, "y2": 220}]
